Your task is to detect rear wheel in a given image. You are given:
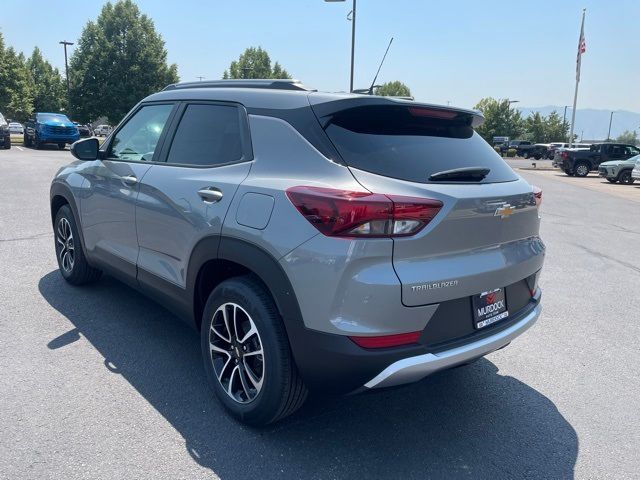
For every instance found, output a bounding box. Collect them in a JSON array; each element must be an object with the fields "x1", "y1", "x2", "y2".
[
  {"x1": 54, "y1": 205, "x2": 102, "y2": 285},
  {"x1": 619, "y1": 170, "x2": 635, "y2": 185},
  {"x1": 200, "y1": 276, "x2": 307, "y2": 426},
  {"x1": 523, "y1": 152, "x2": 530, "y2": 159},
  {"x1": 574, "y1": 162, "x2": 590, "y2": 177}
]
